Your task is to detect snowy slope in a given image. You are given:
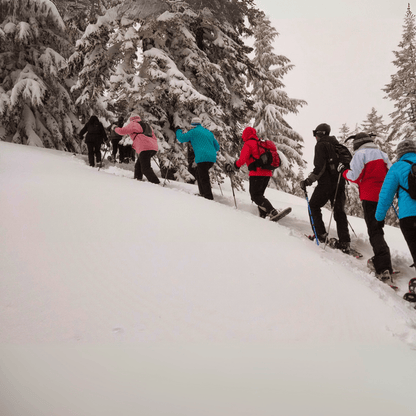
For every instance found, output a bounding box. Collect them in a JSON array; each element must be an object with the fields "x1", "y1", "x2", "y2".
[{"x1": 1, "y1": 141, "x2": 416, "y2": 416}]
